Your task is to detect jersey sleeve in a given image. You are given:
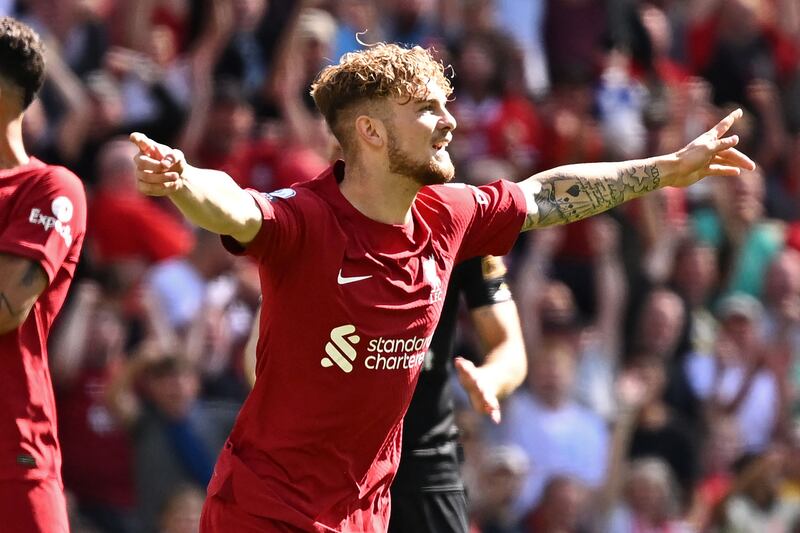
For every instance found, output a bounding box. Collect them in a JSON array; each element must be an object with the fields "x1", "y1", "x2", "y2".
[
  {"x1": 437, "y1": 180, "x2": 526, "y2": 262},
  {"x1": 220, "y1": 188, "x2": 303, "y2": 264},
  {"x1": 461, "y1": 255, "x2": 513, "y2": 309},
  {"x1": 0, "y1": 167, "x2": 87, "y2": 282}
]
